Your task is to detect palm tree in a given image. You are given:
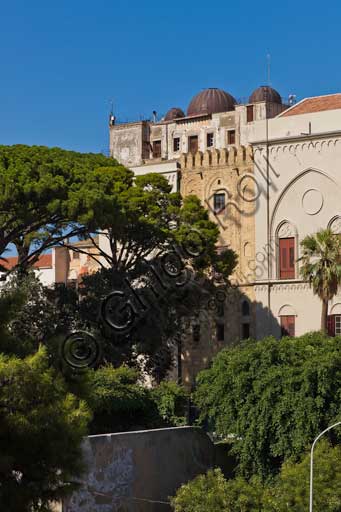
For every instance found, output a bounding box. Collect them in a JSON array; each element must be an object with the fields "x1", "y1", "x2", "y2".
[{"x1": 300, "y1": 228, "x2": 341, "y2": 333}]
